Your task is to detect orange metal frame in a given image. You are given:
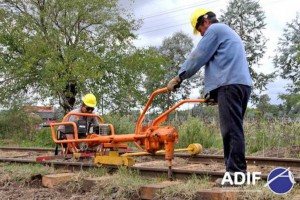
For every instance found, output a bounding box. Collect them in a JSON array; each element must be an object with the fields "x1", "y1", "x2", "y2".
[{"x1": 50, "y1": 87, "x2": 205, "y2": 164}]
